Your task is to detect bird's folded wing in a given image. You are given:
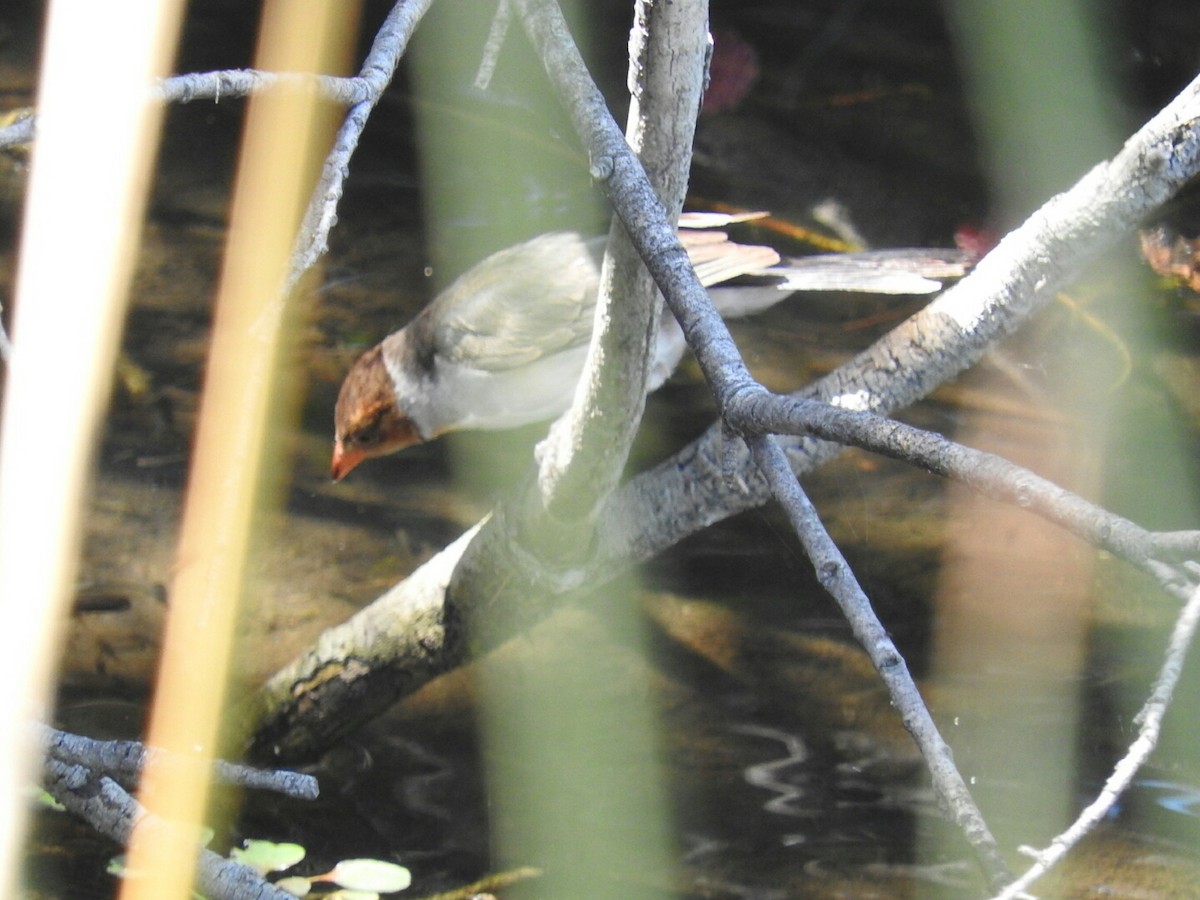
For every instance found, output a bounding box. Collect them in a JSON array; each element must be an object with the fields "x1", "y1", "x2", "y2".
[
  {"x1": 428, "y1": 232, "x2": 604, "y2": 372},
  {"x1": 423, "y1": 229, "x2": 780, "y2": 373}
]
